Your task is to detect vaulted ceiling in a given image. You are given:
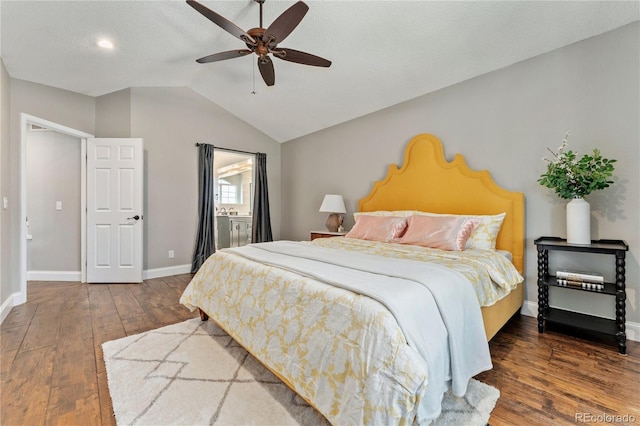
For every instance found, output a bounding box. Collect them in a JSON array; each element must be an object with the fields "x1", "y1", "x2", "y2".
[{"x1": 1, "y1": 1, "x2": 638, "y2": 142}]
